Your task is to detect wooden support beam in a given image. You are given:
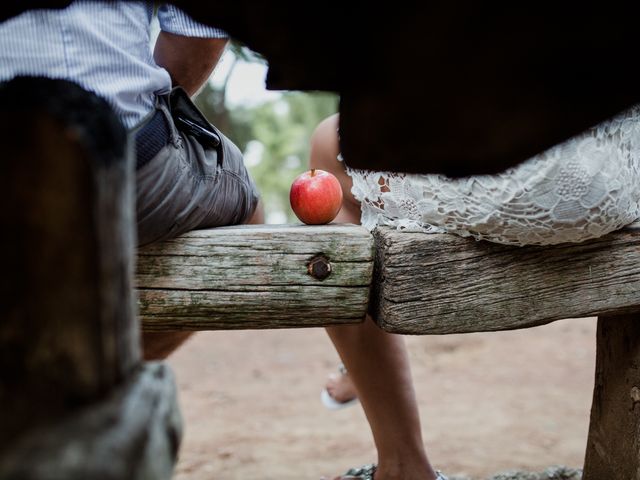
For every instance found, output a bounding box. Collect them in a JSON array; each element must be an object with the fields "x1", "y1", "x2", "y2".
[
  {"x1": 371, "y1": 223, "x2": 640, "y2": 334},
  {"x1": 0, "y1": 77, "x2": 180, "y2": 480},
  {"x1": 137, "y1": 224, "x2": 374, "y2": 330},
  {"x1": 583, "y1": 314, "x2": 640, "y2": 479},
  {"x1": 0, "y1": 77, "x2": 138, "y2": 447}
]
